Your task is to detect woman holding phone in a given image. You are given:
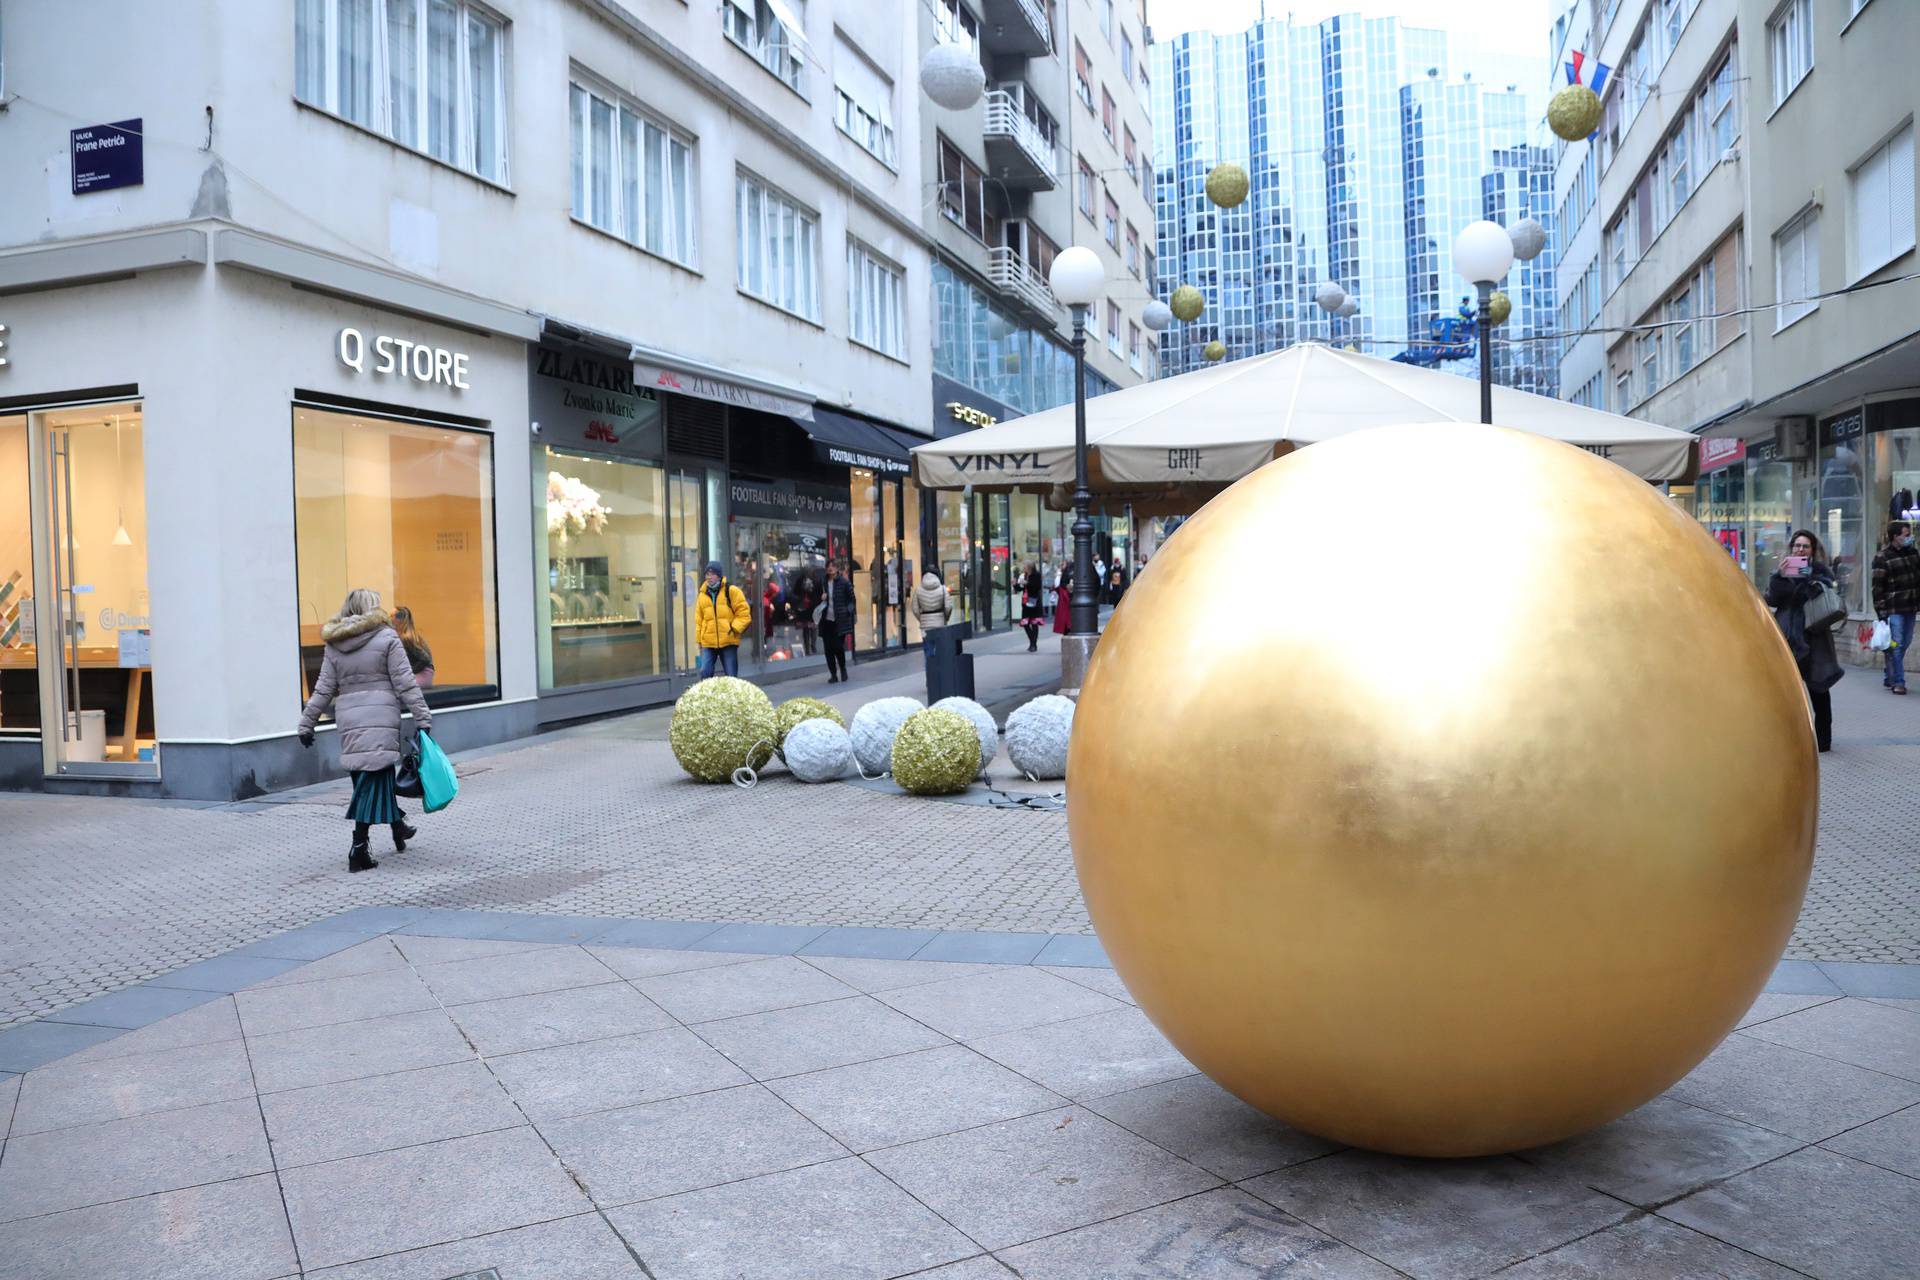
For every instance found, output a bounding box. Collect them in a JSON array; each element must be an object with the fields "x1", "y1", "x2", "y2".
[{"x1": 1767, "y1": 529, "x2": 1844, "y2": 752}]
